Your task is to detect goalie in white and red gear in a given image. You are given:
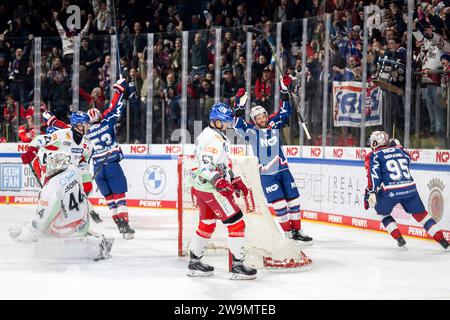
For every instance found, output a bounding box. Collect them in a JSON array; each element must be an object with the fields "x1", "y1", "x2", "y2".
[
  {"x1": 187, "y1": 102, "x2": 257, "y2": 280},
  {"x1": 9, "y1": 151, "x2": 114, "y2": 261}
]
